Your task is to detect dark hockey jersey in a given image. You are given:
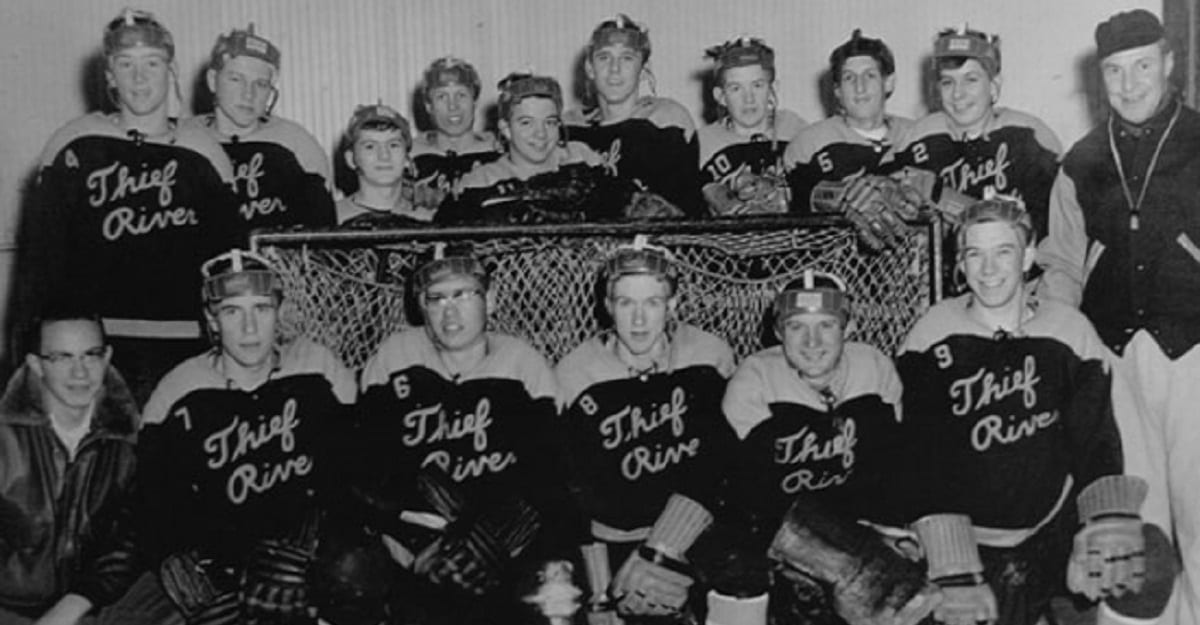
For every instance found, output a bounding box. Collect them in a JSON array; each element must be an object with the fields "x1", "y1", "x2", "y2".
[
  {"x1": 784, "y1": 114, "x2": 914, "y2": 213},
  {"x1": 184, "y1": 115, "x2": 335, "y2": 235},
  {"x1": 411, "y1": 130, "x2": 502, "y2": 196},
  {"x1": 896, "y1": 296, "x2": 1123, "y2": 531},
  {"x1": 555, "y1": 325, "x2": 736, "y2": 533},
  {"x1": 564, "y1": 97, "x2": 703, "y2": 217},
  {"x1": 358, "y1": 329, "x2": 559, "y2": 510},
  {"x1": 698, "y1": 110, "x2": 806, "y2": 186},
  {"x1": 137, "y1": 338, "x2": 356, "y2": 563},
  {"x1": 890, "y1": 108, "x2": 1061, "y2": 241},
  {"x1": 30, "y1": 113, "x2": 240, "y2": 328},
  {"x1": 722, "y1": 342, "x2": 909, "y2": 527}
]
